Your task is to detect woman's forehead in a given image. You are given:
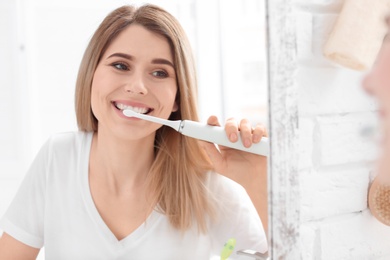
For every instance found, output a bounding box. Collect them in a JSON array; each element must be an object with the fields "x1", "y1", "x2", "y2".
[{"x1": 104, "y1": 24, "x2": 174, "y2": 63}]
